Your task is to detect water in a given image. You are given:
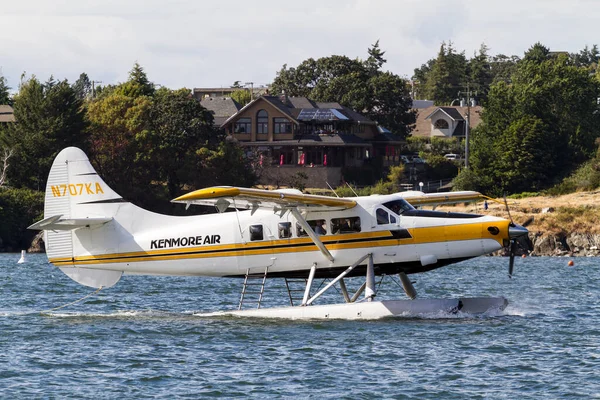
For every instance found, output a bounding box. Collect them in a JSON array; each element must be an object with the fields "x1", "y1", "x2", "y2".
[{"x1": 1, "y1": 253, "x2": 599, "y2": 399}]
